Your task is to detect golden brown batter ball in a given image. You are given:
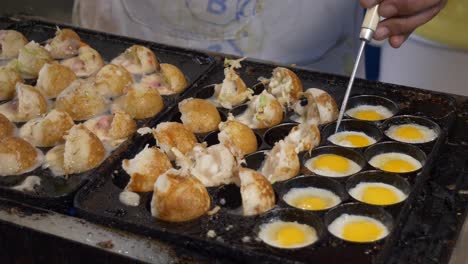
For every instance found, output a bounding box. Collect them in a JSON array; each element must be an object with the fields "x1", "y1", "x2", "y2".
[
  {"x1": 95, "y1": 64, "x2": 133, "y2": 97},
  {"x1": 54, "y1": 78, "x2": 109, "y2": 121},
  {"x1": 178, "y1": 98, "x2": 221, "y2": 133},
  {"x1": 19, "y1": 110, "x2": 74, "y2": 147},
  {"x1": 239, "y1": 168, "x2": 275, "y2": 216},
  {"x1": 111, "y1": 83, "x2": 164, "y2": 120},
  {"x1": 153, "y1": 122, "x2": 197, "y2": 160},
  {"x1": 151, "y1": 168, "x2": 210, "y2": 222},
  {"x1": 122, "y1": 146, "x2": 172, "y2": 192},
  {"x1": 0, "y1": 137, "x2": 43, "y2": 176},
  {"x1": 36, "y1": 63, "x2": 77, "y2": 98},
  {"x1": 218, "y1": 119, "x2": 257, "y2": 158}
]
